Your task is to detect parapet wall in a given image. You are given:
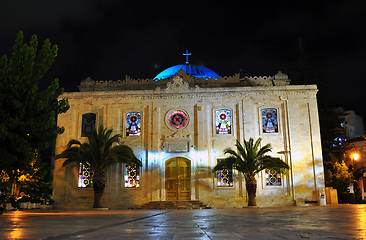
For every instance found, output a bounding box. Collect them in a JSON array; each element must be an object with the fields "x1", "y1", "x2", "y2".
[{"x1": 78, "y1": 70, "x2": 290, "y2": 92}]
